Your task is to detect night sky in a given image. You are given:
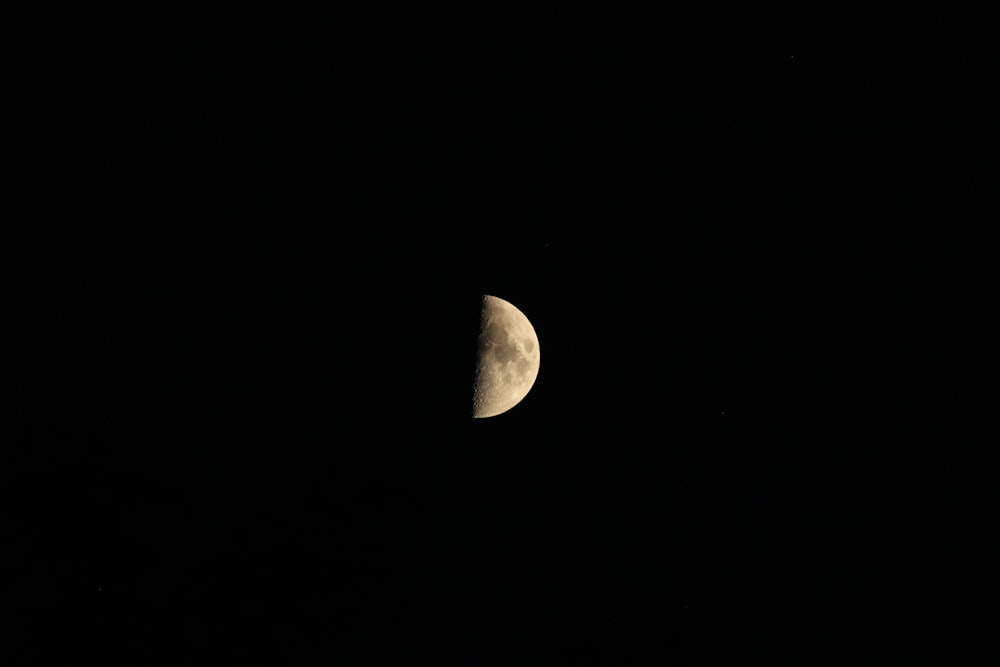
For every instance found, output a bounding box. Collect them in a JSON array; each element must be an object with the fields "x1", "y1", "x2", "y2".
[{"x1": 5, "y1": 7, "x2": 997, "y2": 665}]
